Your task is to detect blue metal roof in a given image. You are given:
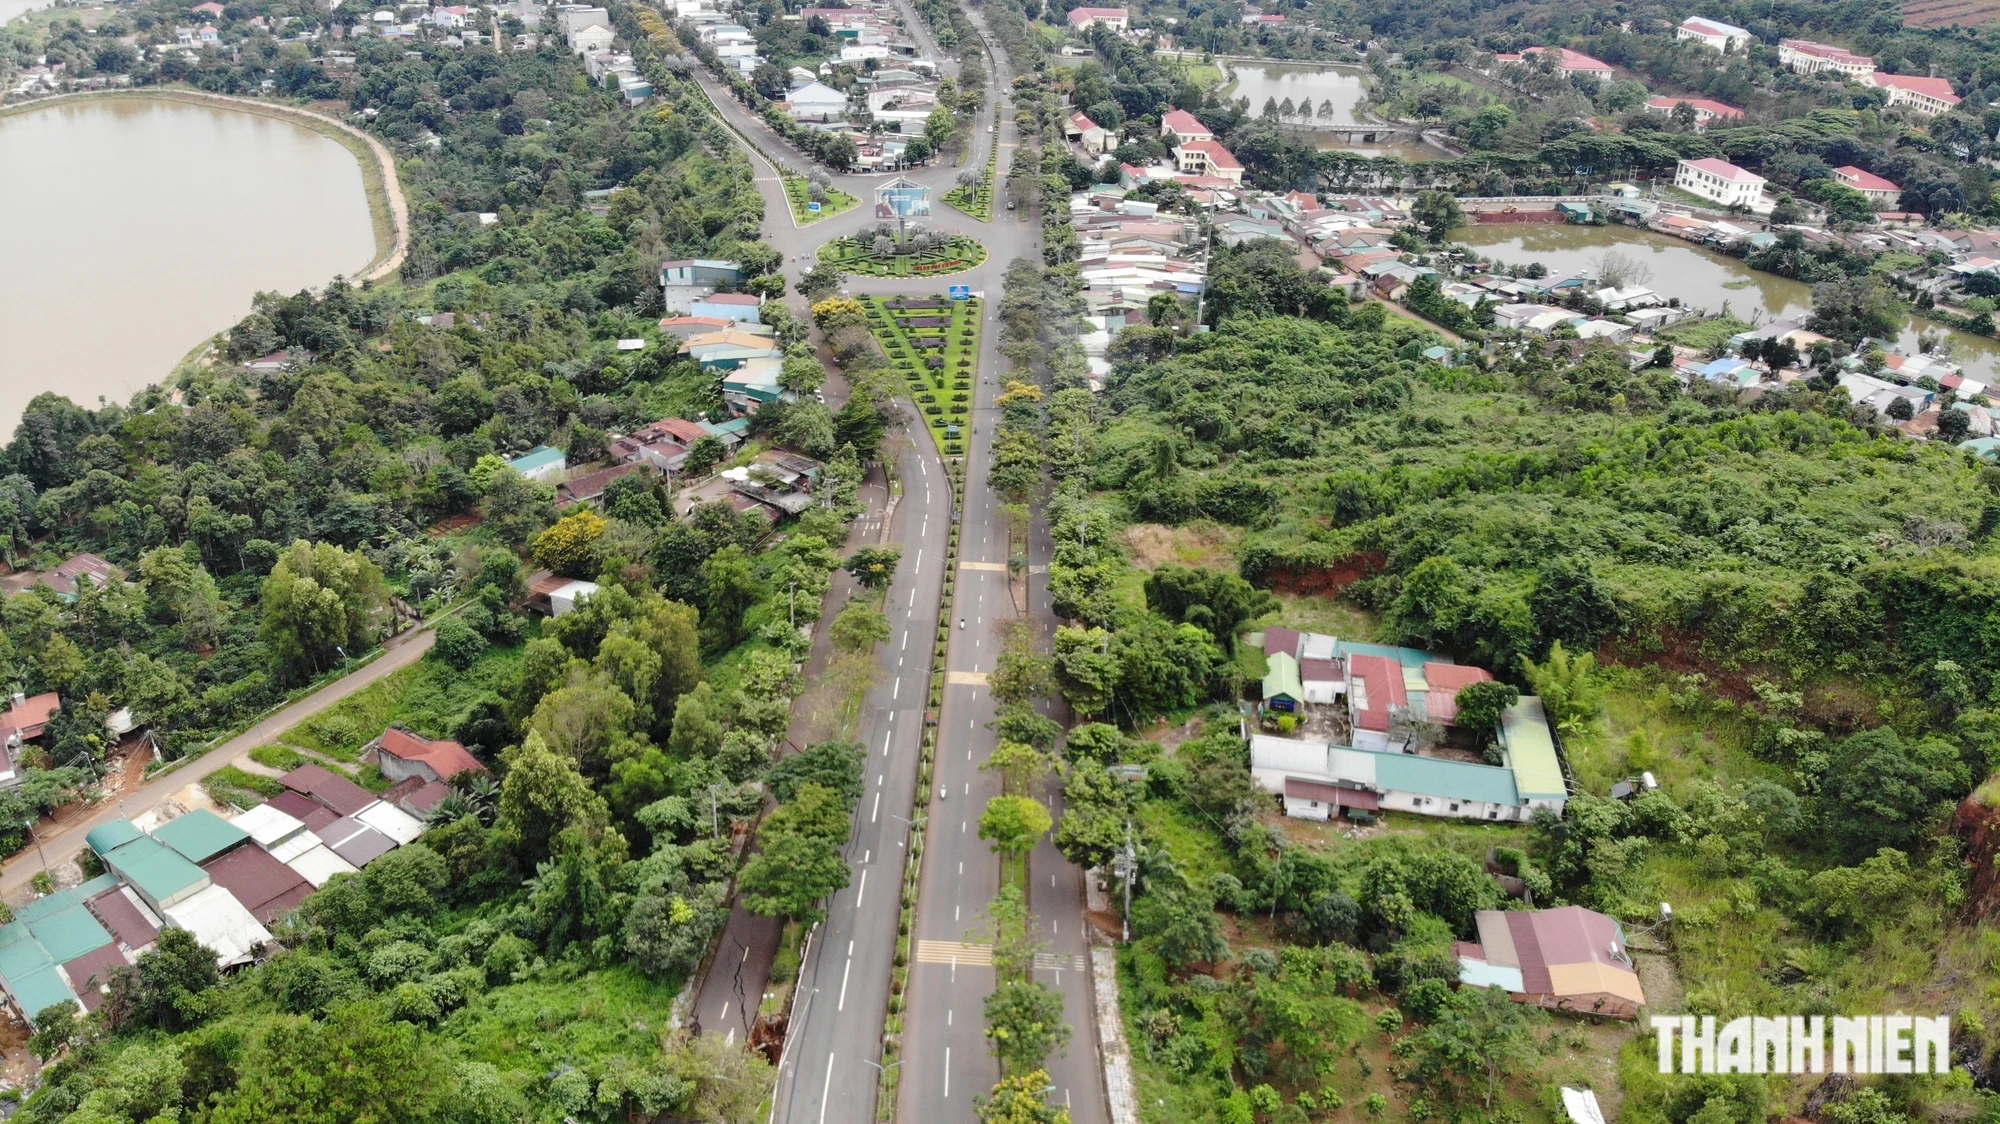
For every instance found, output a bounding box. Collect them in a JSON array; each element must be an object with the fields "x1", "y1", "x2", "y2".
[
  {"x1": 507, "y1": 446, "x2": 566, "y2": 473},
  {"x1": 1373, "y1": 751, "x2": 1520, "y2": 806}
]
